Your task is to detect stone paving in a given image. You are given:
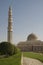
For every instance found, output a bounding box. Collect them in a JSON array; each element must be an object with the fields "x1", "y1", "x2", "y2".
[
  {"x1": 23, "y1": 57, "x2": 43, "y2": 65},
  {"x1": 21, "y1": 54, "x2": 43, "y2": 65}
]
